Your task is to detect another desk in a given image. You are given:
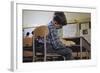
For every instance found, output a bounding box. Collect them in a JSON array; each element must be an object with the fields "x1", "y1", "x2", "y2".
[{"x1": 63, "y1": 36, "x2": 91, "y2": 59}]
